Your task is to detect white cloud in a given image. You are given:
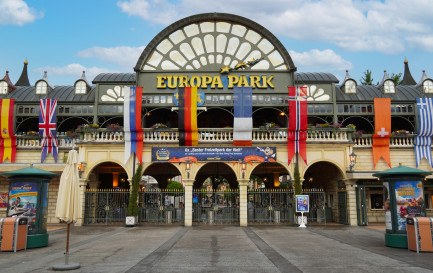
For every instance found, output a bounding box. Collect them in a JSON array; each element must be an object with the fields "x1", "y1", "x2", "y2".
[
  {"x1": 289, "y1": 49, "x2": 352, "y2": 71},
  {"x1": 0, "y1": 0, "x2": 43, "y2": 25},
  {"x1": 116, "y1": 0, "x2": 433, "y2": 53},
  {"x1": 34, "y1": 64, "x2": 119, "y2": 83},
  {"x1": 77, "y1": 46, "x2": 145, "y2": 69}
]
